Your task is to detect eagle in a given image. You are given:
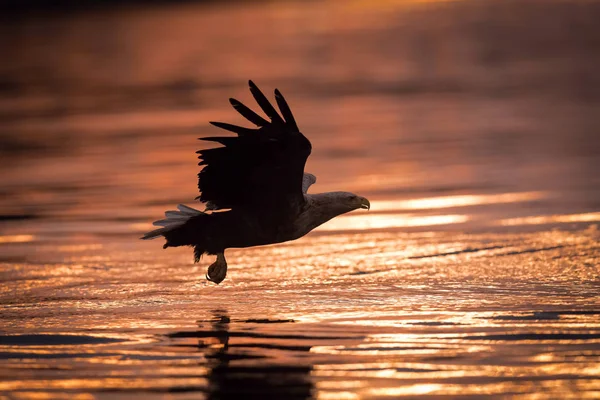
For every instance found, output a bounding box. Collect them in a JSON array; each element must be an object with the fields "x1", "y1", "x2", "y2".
[{"x1": 142, "y1": 81, "x2": 370, "y2": 284}]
